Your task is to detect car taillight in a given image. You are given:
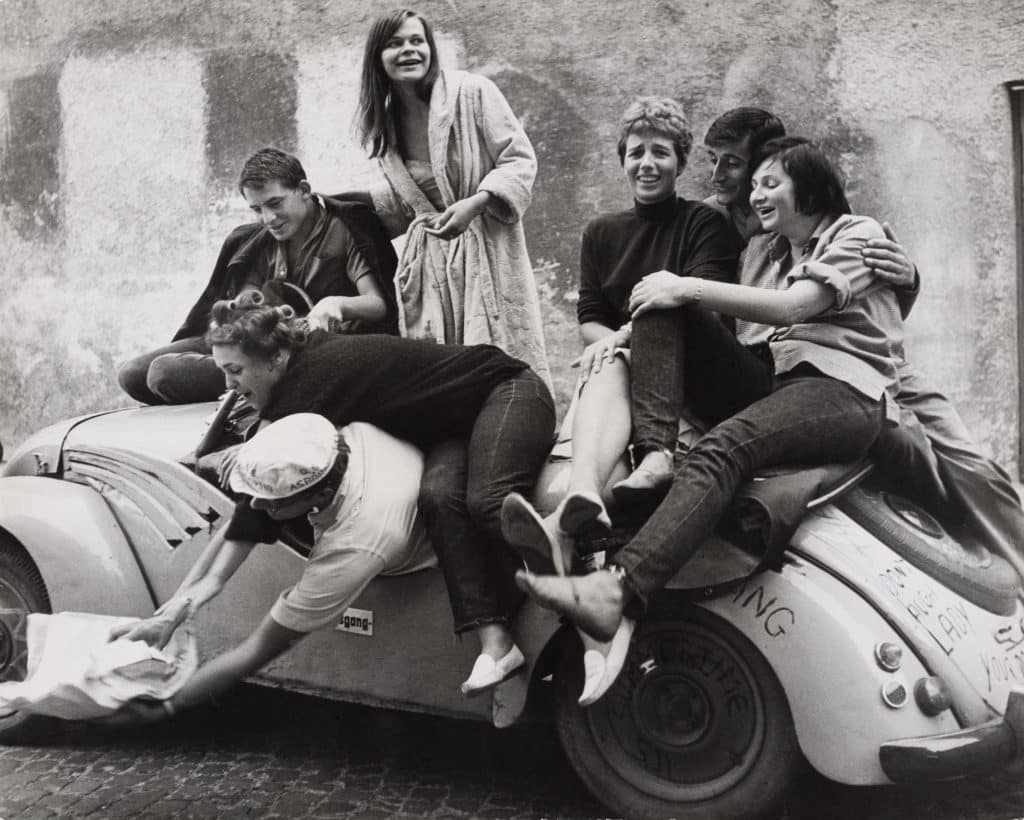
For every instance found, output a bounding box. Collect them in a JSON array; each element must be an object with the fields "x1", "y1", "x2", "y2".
[
  {"x1": 913, "y1": 676, "x2": 952, "y2": 716},
  {"x1": 874, "y1": 641, "x2": 903, "y2": 672},
  {"x1": 881, "y1": 679, "x2": 909, "y2": 708}
]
